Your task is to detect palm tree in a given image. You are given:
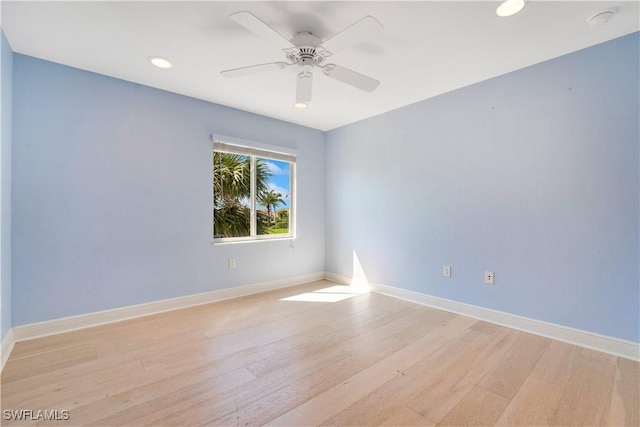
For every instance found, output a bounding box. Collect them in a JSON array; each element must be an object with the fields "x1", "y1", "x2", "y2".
[
  {"x1": 259, "y1": 190, "x2": 286, "y2": 226},
  {"x1": 213, "y1": 152, "x2": 270, "y2": 237}
]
